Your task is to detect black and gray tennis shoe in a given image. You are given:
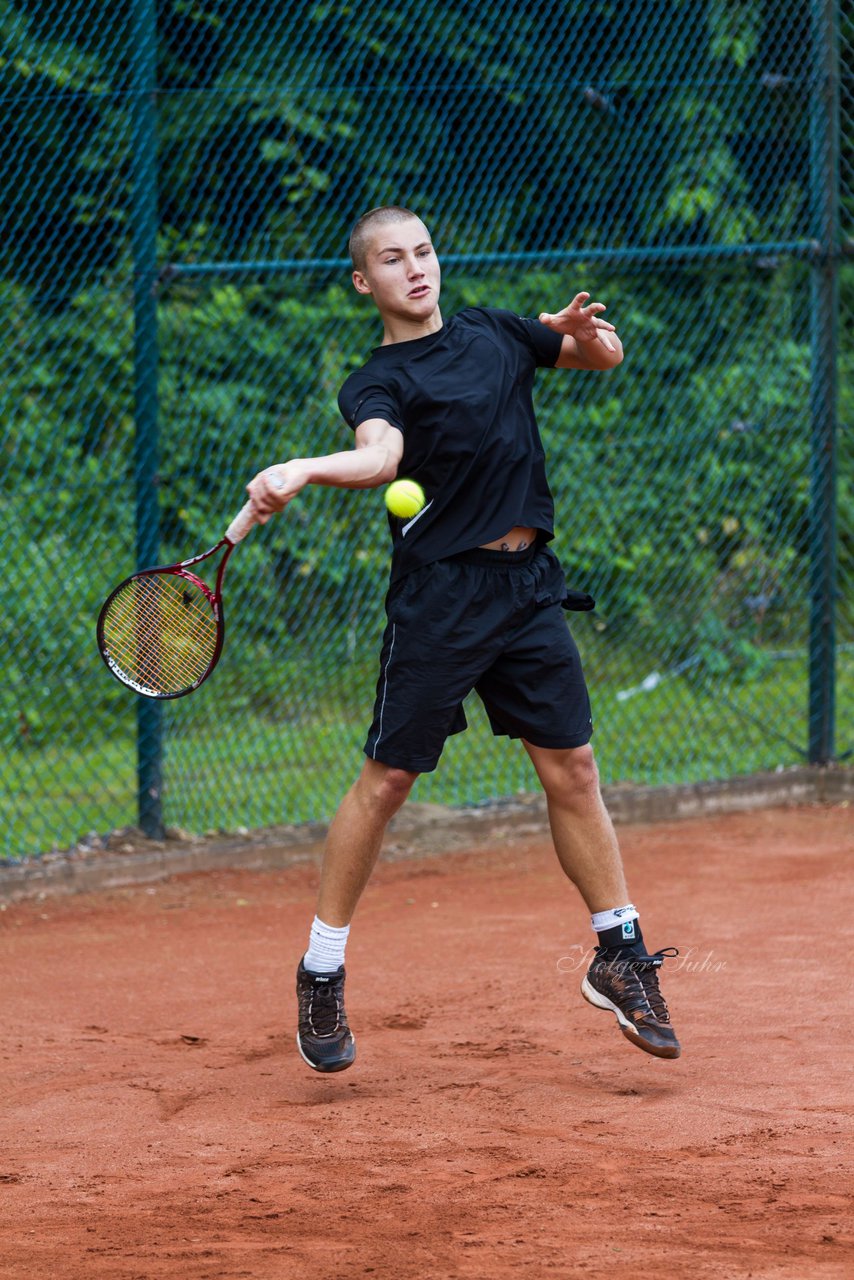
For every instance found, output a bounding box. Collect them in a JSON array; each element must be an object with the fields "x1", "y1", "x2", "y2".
[
  {"x1": 582, "y1": 946, "x2": 681, "y2": 1059},
  {"x1": 296, "y1": 959, "x2": 356, "y2": 1073}
]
